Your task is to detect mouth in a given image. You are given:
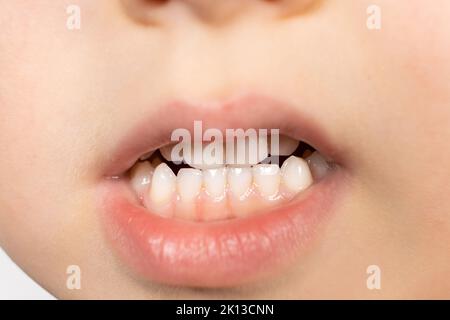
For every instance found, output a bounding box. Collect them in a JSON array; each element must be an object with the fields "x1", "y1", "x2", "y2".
[{"x1": 97, "y1": 94, "x2": 349, "y2": 288}]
